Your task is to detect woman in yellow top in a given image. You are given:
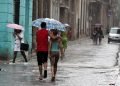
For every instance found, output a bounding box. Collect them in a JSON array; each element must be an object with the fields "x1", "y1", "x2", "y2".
[{"x1": 61, "y1": 31, "x2": 68, "y2": 53}]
